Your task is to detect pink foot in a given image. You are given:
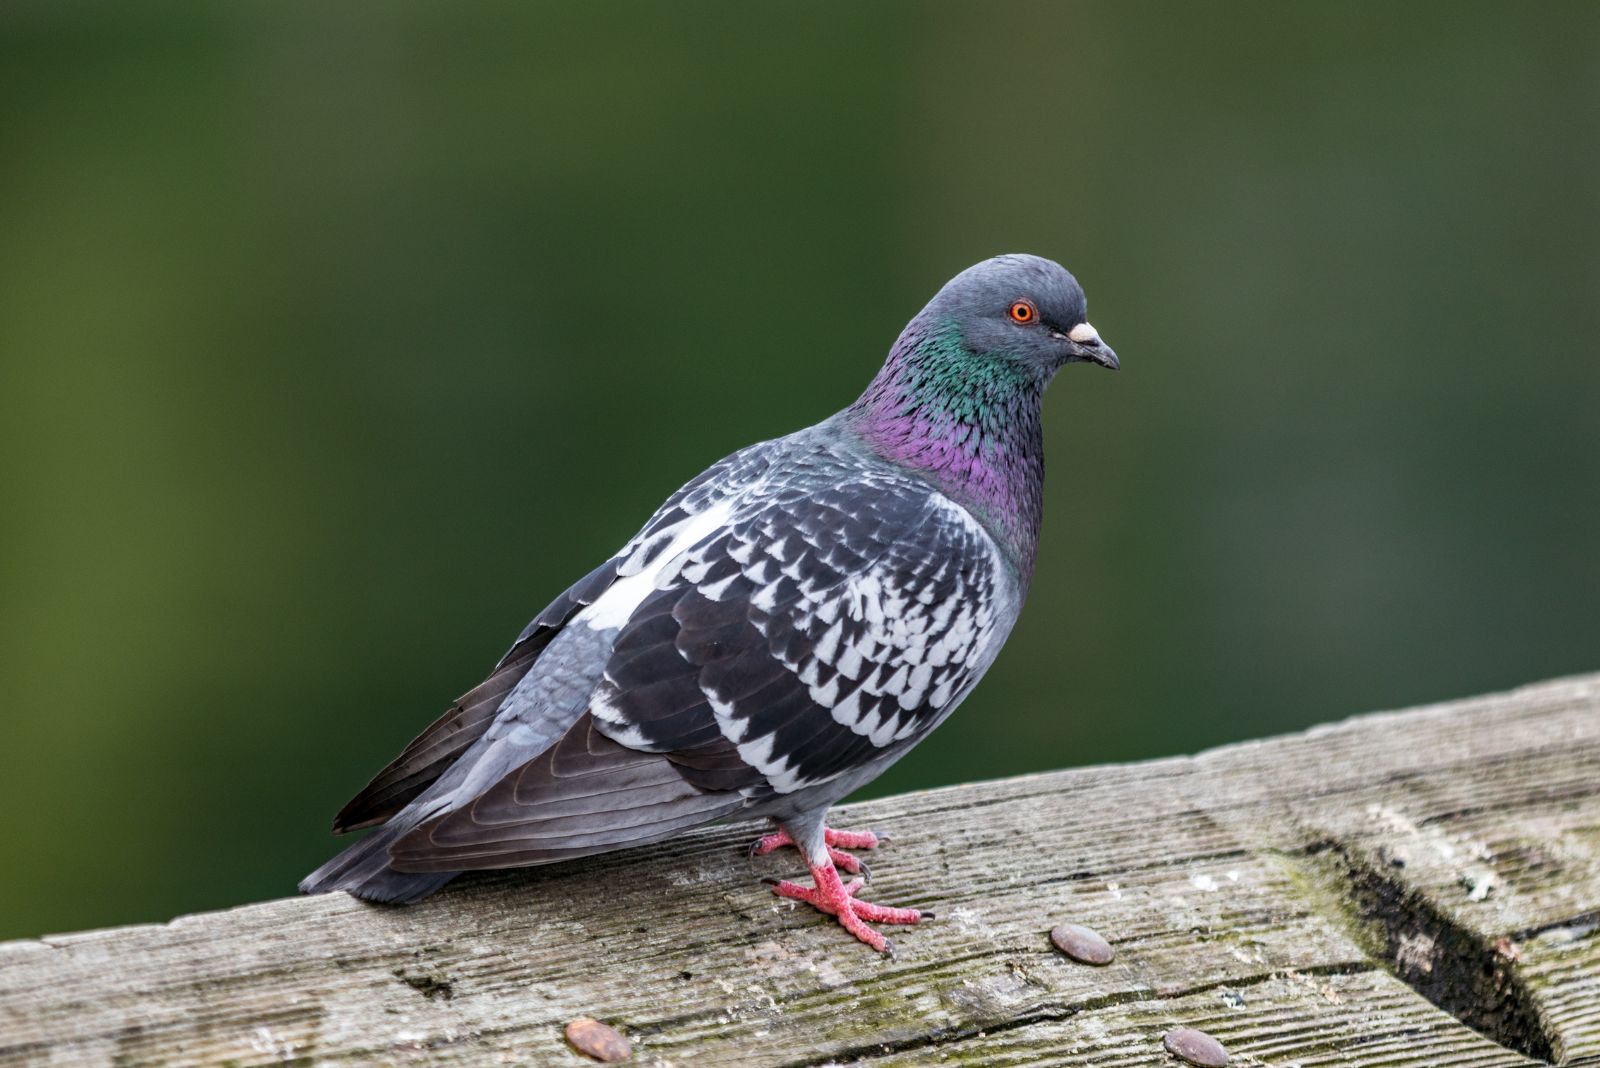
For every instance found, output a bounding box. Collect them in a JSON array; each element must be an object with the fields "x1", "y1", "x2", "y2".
[
  {"x1": 750, "y1": 825, "x2": 883, "y2": 875},
  {"x1": 765, "y1": 861, "x2": 930, "y2": 953}
]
